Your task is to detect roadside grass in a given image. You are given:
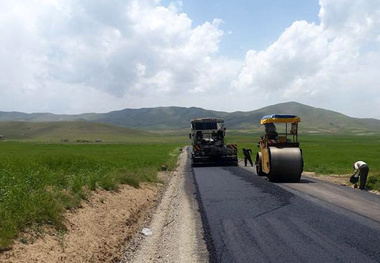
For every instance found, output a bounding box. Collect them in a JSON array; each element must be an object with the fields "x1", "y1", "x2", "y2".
[
  {"x1": 230, "y1": 134, "x2": 380, "y2": 191},
  {"x1": 0, "y1": 142, "x2": 182, "y2": 249},
  {"x1": 1, "y1": 133, "x2": 379, "y2": 249},
  {"x1": 301, "y1": 135, "x2": 380, "y2": 190}
]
